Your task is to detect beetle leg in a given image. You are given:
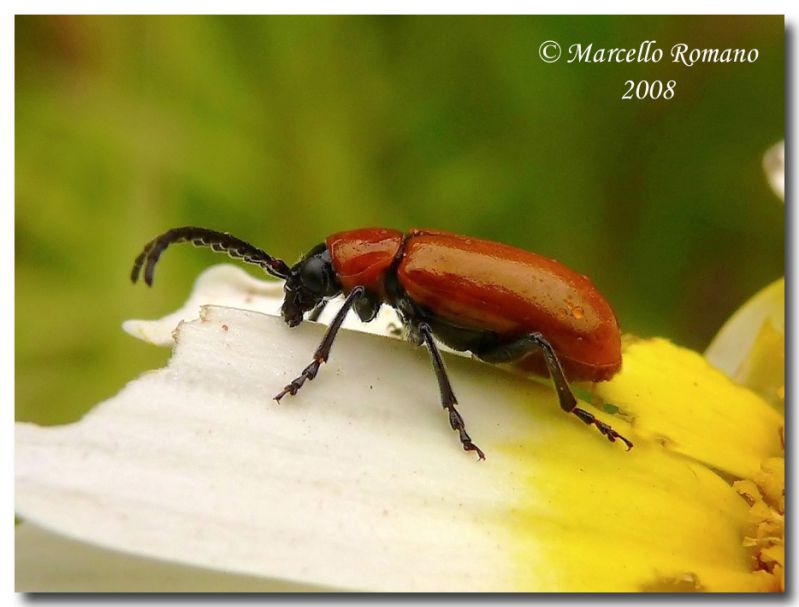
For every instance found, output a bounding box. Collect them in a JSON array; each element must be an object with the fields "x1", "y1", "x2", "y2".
[
  {"x1": 306, "y1": 300, "x2": 328, "y2": 322},
  {"x1": 477, "y1": 333, "x2": 633, "y2": 450},
  {"x1": 274, "y1": 286, "x2": 365, "y2": 402},
  {"x1": 353, "y1": 292, "x2": 382, "y2": 322},
  {"x1": 418, "y1": 323, "x2": 485, "y2": 460}
]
